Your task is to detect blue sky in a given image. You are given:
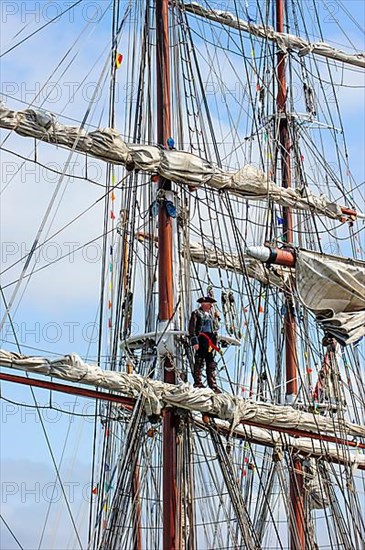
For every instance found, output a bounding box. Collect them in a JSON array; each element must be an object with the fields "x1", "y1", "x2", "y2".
[{"x1": 0, "y1": 1, "x2": 364, "y2": 548}]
